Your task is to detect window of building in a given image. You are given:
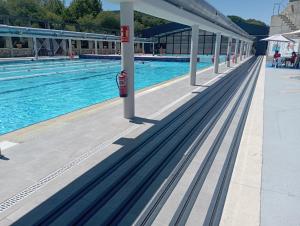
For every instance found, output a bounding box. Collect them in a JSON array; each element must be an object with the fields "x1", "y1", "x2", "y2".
[
  {"x1": 72, "y1": 40, "x2": 77, "y2": 49},
  {"x1": 12, "y1": 37, "x2": 29, "y2": 48},
  {"x1": 160, "y1": 36, "x2": 167, "y2": 43},
  {"x1": 0, "y1": 37, "x2": 6, "y2": 48},
  {"x1": 103, "y1": 41, "x2": 109, "y2": 49},
  {"x1": 81, "y1": 40, "x2": 89, "y2": 49}
]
